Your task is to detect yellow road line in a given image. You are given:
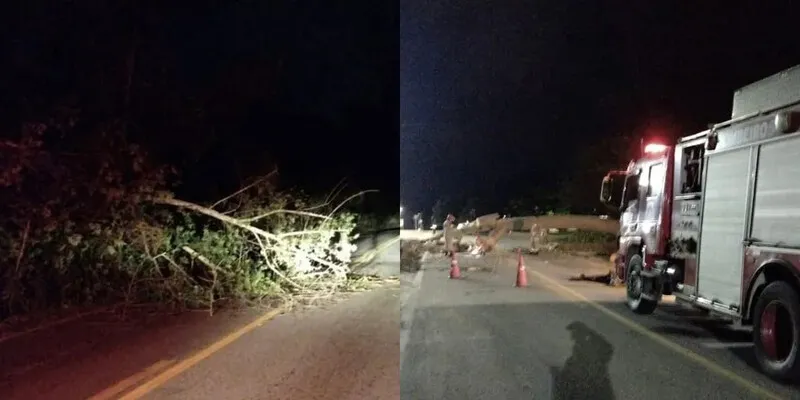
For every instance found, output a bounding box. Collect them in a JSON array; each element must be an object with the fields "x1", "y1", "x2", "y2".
[
  {"x1": 354, "y1": 236, "x2": 400, "y2": 265},
  {"x1": 87, "y1": 359, "x2": 176, "y2": 400},
  {"x1": 354, "y1": 248, "x2": 379, "y2": 265},
  {"x1": 111, "y1": 236, "x2": 399, "y2": 399},
  {"x1": 119, "y1": 307, "x2": 285, "y2": 399},
  {"x1": 375, "y1": 236, "x2": 400, "y2": 253},
  {"x1": 530, "y1": 270, "x2": 784, "y2": 400}
]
